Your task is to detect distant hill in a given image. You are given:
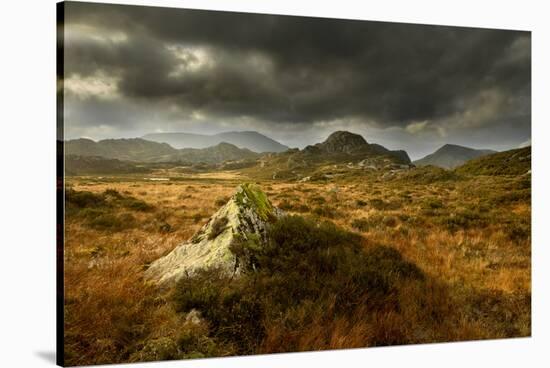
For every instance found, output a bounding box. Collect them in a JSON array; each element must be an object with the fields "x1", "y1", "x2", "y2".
[
  {"x1": 170, "y1": 142, "x2": 259, "y2": 164},
  {"x1": 414, "y1": 144, "x2": 496, "y2": 169},
  {"x1": 455, "y1": 146, "x2": 531, "y2": 176},
  {"x1": 66, "y1": 138, "x2": 177, "y2": 162},
  {"x1": 65, "y1": 155, "x2": 151, "y2": 175},
  {"x1": 142, "y1": 131, "x2": 289, "y2": 153},
  {"x1": 65, "y1": 138, "x2": 259, "y2": 164},
  {"x1": 244, "y1": 131, "x2": 412, "y2": 180},
  {"x1": 303, "y1": 131, "x2": 411, "y2": 164}
]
